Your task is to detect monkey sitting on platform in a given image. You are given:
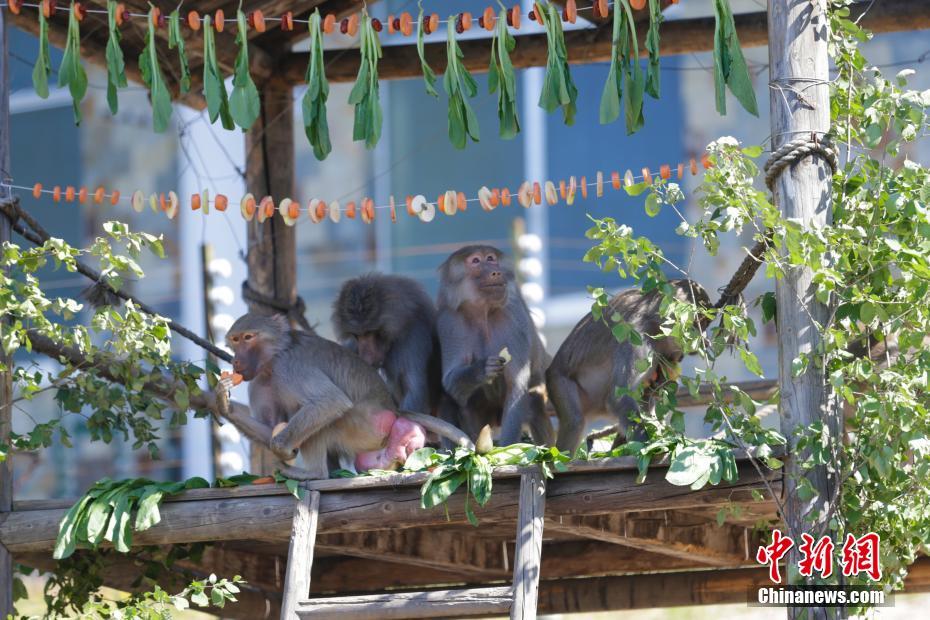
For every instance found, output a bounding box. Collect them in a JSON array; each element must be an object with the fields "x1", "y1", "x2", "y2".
[{"x1": 224, "y1": 312, "x2": 473, "y2": 479}]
